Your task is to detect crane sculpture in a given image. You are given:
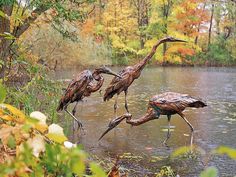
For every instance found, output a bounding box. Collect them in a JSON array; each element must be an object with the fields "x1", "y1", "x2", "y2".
[
  {"x1": 103, "y1": 37, "x2": 186, "y2": 116},
  {"x1": 99, "y1": 92, "x2": 207, "y2": 146},
  {"x1": 57, "y1": 66, "x2": 121, "y2": 128}
]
